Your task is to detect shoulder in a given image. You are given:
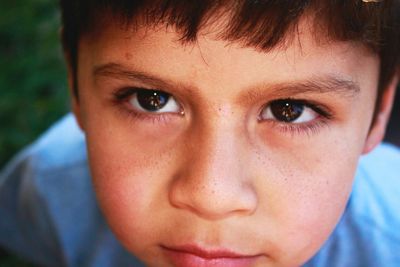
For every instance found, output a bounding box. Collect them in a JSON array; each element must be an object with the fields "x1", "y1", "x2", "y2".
[
  {"x1": 0, "y1": 115, "x2": 94, "y2": 266},
  {"x1": 0, "y1": 115, "x2": 141, "y2": 267},
  {"x1": 359, "y1": 142, "x2": 400, "y2": 177},
  {"x1": 0, "y1": 113, "x2": 89, "y2": 196},
  {"x1": 305, "y1": 143, "x2": 400, "y2": 267},
  {"x1": 1, "y1": 113, "x2": 86, "y2": 176},
  {"x1": 353, "y1": 143, "x2": 400, "y2": 222},
  {"x1": 0, "y1": 113, "x2": 88, "y2": 193},
  {"x1": 27, "y1": 113, "x2": 87, "y2": 171},
  {"x1": 3, "y1": 113, "x2": 93, "y2": 212}
]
